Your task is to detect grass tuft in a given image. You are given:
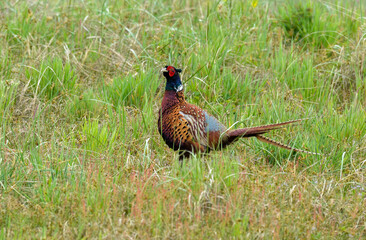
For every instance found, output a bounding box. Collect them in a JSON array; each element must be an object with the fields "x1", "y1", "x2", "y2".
[
  {"x1": 25, "y1": 57, "x2": 77, "y2": 100},
  {"x1": 276, "y1": 1, "x2": 360, "y2": 48}
]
